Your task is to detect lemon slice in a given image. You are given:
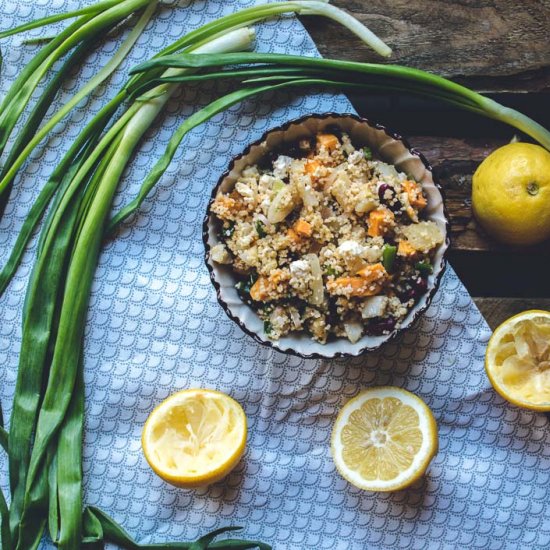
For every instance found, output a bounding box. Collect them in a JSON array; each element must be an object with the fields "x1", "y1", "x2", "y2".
[
  {"x1": 486, "y1": 310, "x2": 550, "y2": 411},
  {"x1": 142, "y1": 389, "x2": 247, "y2": 488},
  {"x1": 331, "y1": 387, "x2": 438, "y2": 492}
]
